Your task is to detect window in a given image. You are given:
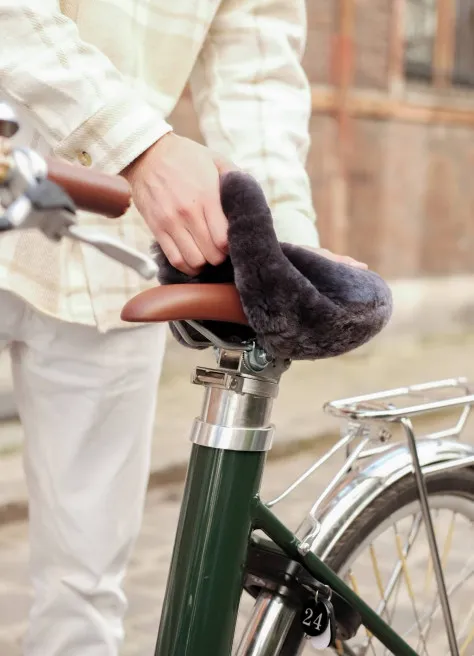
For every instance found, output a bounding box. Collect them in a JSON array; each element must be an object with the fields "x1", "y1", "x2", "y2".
[
  {"x1": 405, "y1": 0, "x2": 437, "y2": 82},
  {"x1": 453, "y1": 1, "x2": 474, "y2": 86},
  {"x1": 404, "y1": 0, "x2": 474, "y2": 88}
]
